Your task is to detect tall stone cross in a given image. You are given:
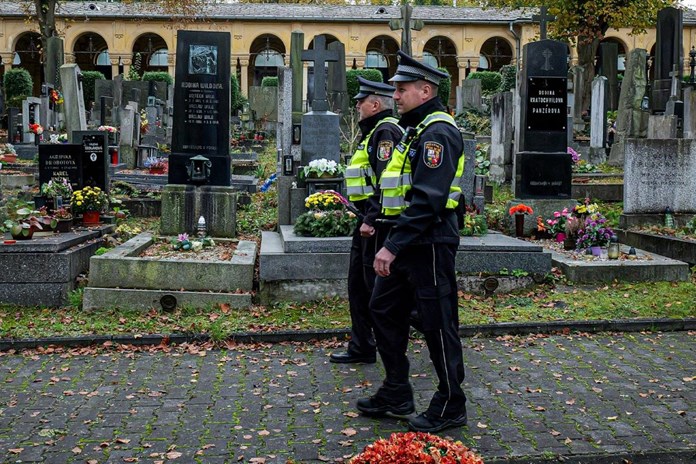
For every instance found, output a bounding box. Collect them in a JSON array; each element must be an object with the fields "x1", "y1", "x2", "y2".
[
  {"x1": 532, "y1": 6, "x2": 556, "y2": 40},
  {"x1": 301, "y1": 35, "x2": 338, "y2": 112},
  {"x1": 389, "y1": 3, "x2": 423, "y2": 57}
]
